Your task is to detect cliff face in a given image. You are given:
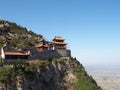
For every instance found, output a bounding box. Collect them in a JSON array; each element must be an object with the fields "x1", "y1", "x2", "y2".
[{"x1": 0, "y1": 58, "x2": 102, "y2": 90}]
